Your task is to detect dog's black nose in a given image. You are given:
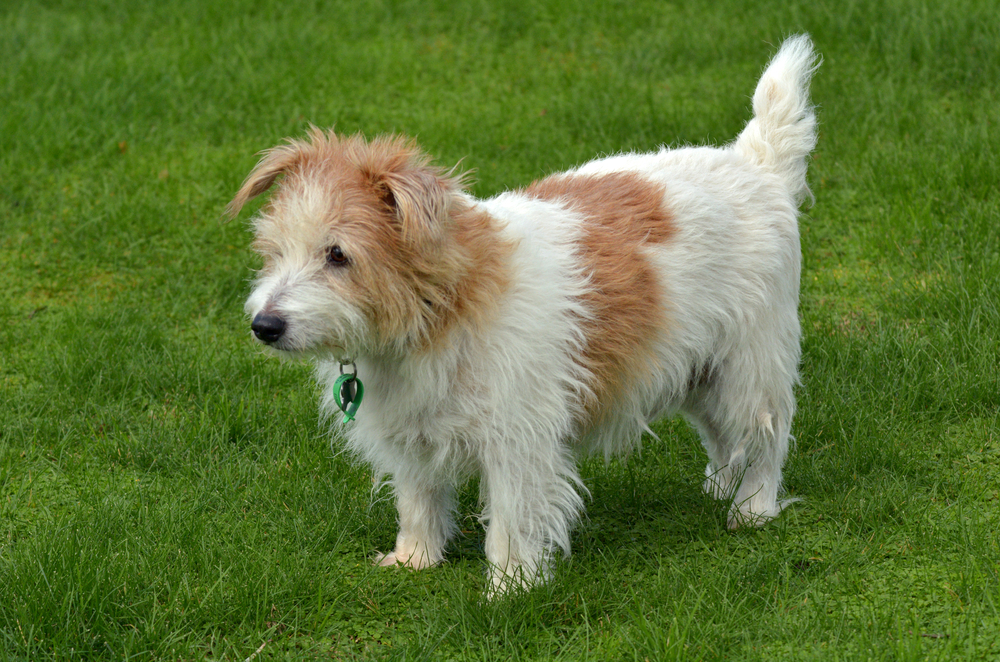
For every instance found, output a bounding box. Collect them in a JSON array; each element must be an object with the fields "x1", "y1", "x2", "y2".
[{"x1": 251, "y1": 313, "x2": 286, "y2": 344}]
